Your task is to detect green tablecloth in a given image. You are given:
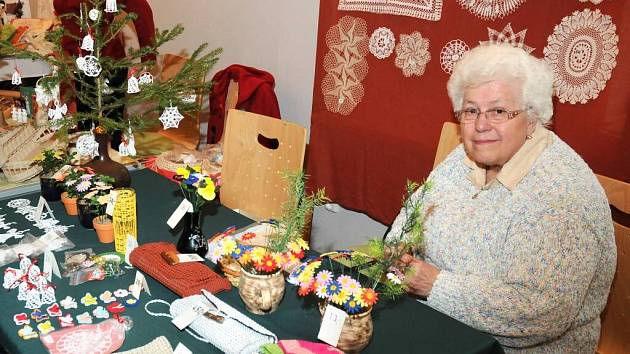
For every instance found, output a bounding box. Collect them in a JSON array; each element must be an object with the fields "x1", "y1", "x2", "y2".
[{"x1": 0, "y1": 169, "x2": 503, "y2": 354}]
